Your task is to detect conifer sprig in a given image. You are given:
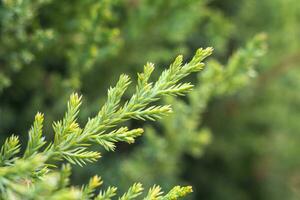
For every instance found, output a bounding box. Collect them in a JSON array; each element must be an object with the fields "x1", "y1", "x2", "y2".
[
  {"x1": 43, "y1": 47, "x2": 212, "y2": 164},
  {"x1": 0, "y1": 135, "x2": 20, "y2": 166},
  {"x1": 0, "y1": 47, "x2": 212, "y2": 199},
  {"x1": 24, "y1": 112, "x2": 45, "y2": 158}
]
